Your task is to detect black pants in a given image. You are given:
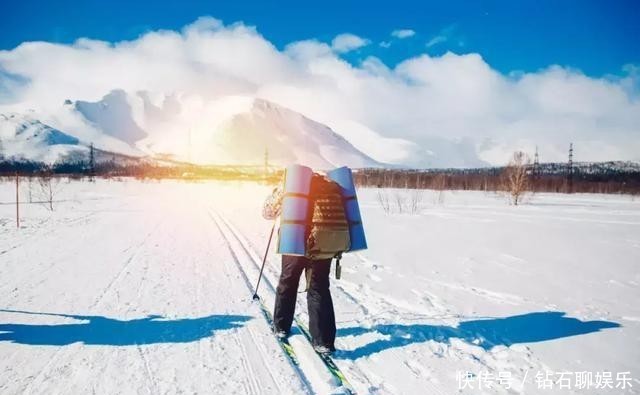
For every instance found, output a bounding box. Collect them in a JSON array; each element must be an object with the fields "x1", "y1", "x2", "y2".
[{"x1": 273, "y1": 255, "x2": 336, "y2": 349}]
